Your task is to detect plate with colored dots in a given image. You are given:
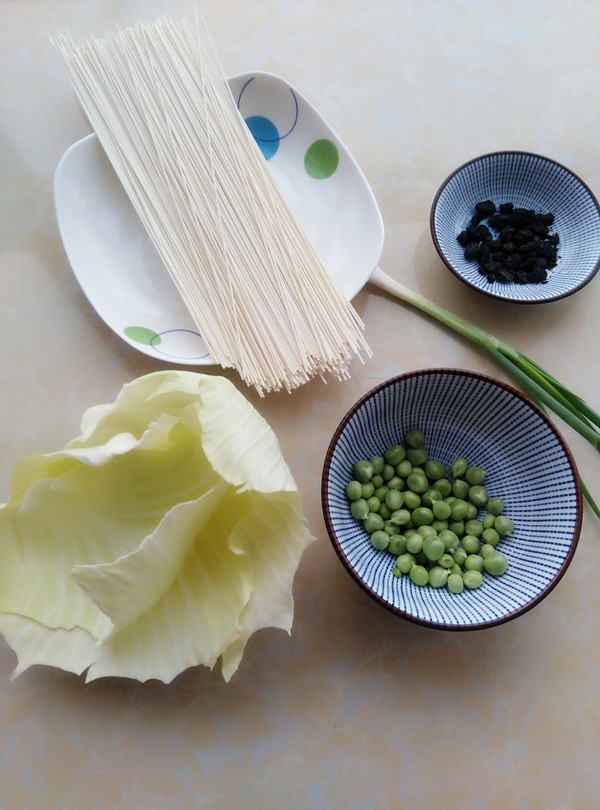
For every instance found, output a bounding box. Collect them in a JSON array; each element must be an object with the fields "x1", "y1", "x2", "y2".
[{"x1": 53, "y1": 71, "x2": 384, "y2": 365}]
